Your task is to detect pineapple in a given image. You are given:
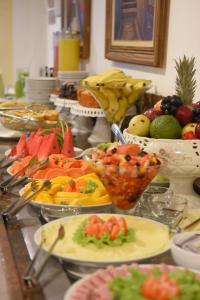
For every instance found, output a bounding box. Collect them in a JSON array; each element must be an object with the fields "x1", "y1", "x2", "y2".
[{"x1": 175, "y1": 55, "x2": 196, "y2": 105}]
